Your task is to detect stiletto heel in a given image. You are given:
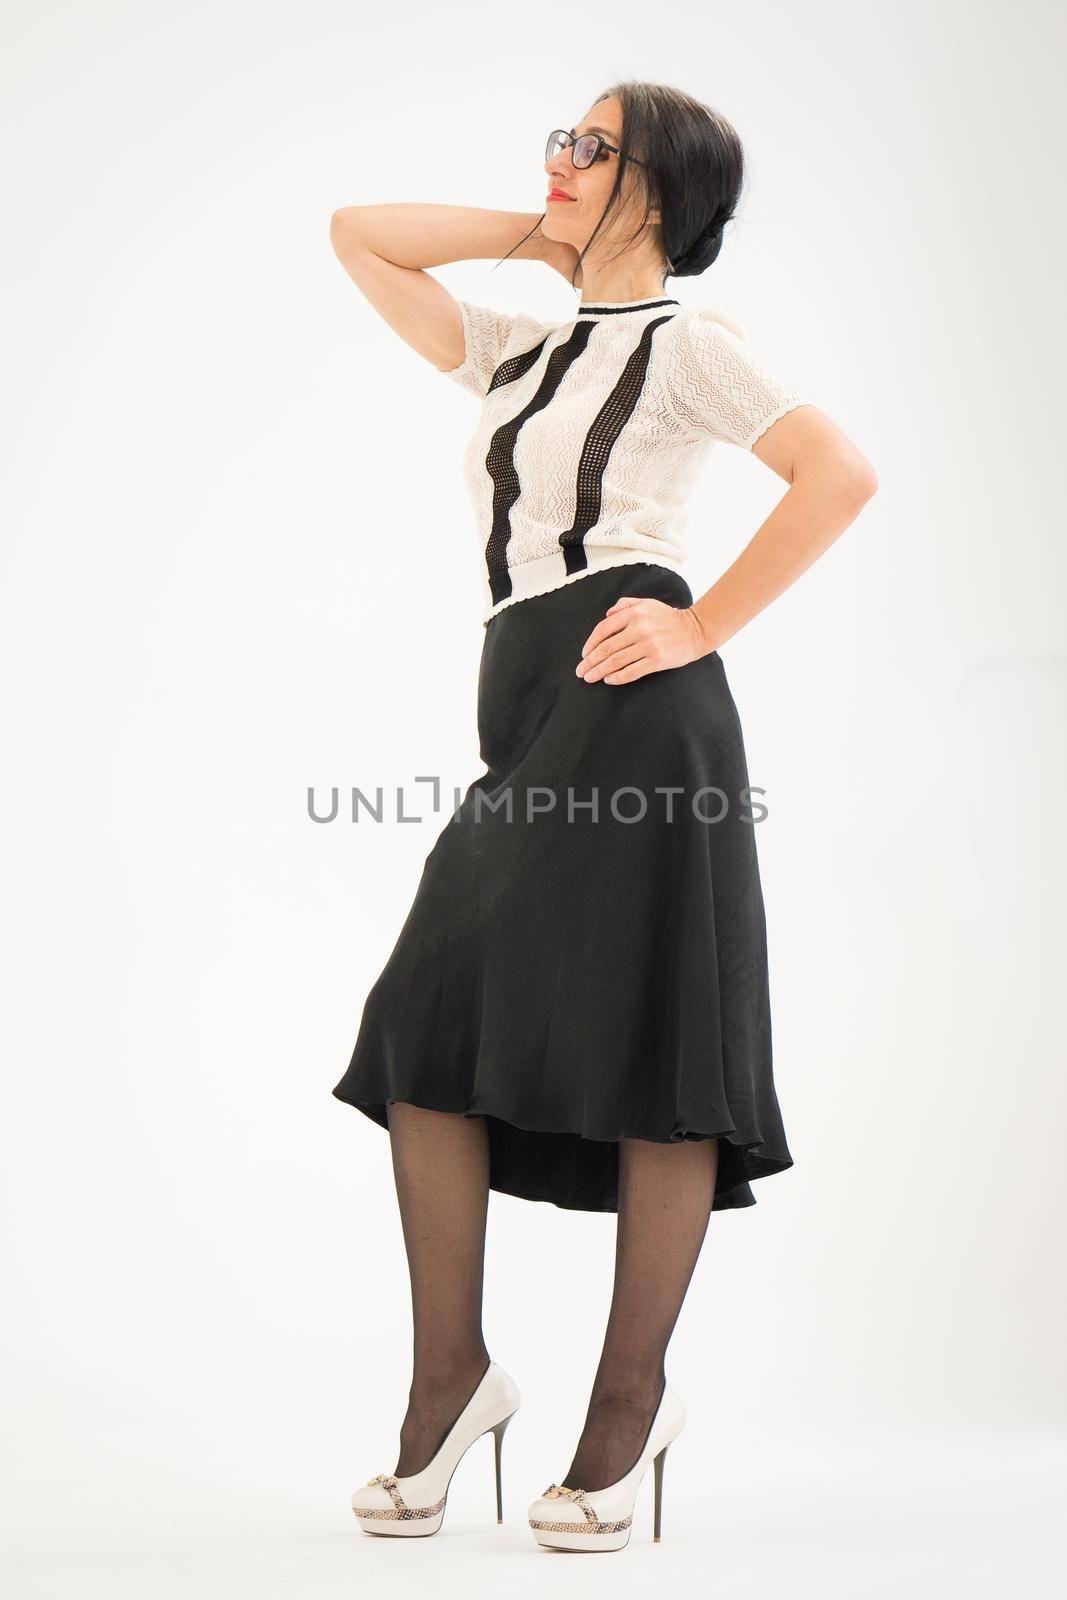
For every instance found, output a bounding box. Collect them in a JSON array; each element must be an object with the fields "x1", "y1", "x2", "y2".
[
  {"x1": 351, "y1": 1361, "x2": 521, "y2": 1537},
  {"x1": 652, "y1": 1443, "x2": 668, "y2": 1542},
  {"x1": 490, "y1": 1411, "x2": 513, "y2": 1523},
  {"x1": 528, "y1": 1381, "x2": 685, "y2": 1553}
]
